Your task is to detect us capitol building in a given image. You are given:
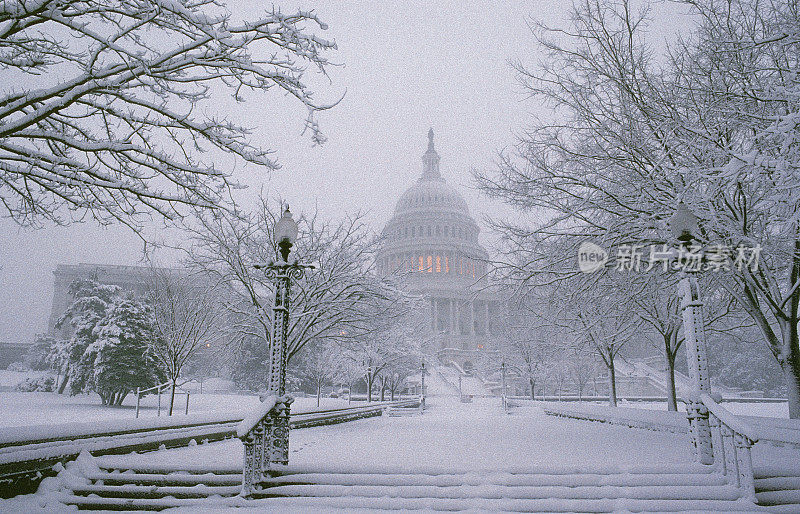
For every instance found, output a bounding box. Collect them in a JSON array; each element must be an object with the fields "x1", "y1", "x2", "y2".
[{"x1": 376, "y1": 130, "x2": 499, "y2": 372}]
